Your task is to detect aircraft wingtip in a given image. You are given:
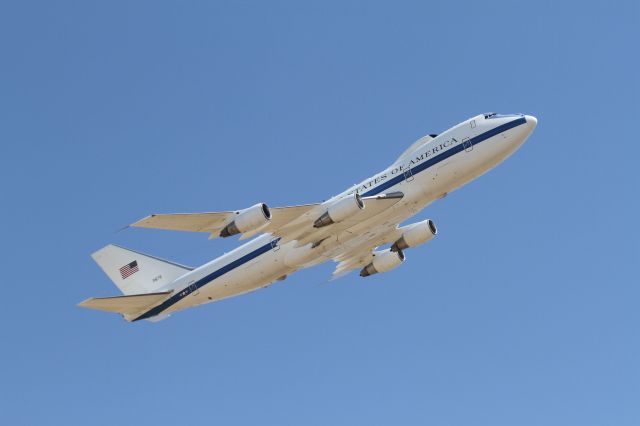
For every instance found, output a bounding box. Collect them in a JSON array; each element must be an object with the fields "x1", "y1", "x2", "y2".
[{"x1": 114, "y1": 224, "x2": 130, "y2": 234}]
